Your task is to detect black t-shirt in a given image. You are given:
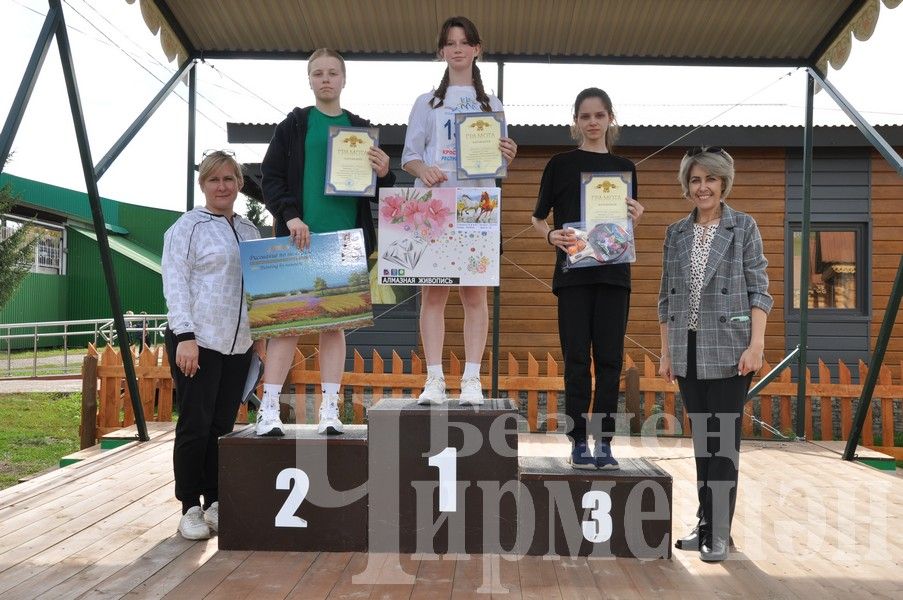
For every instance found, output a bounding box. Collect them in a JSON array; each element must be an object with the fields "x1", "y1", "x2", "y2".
[{"x1": 533, "y1": 149, "x2": 638, "y2": 294}]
